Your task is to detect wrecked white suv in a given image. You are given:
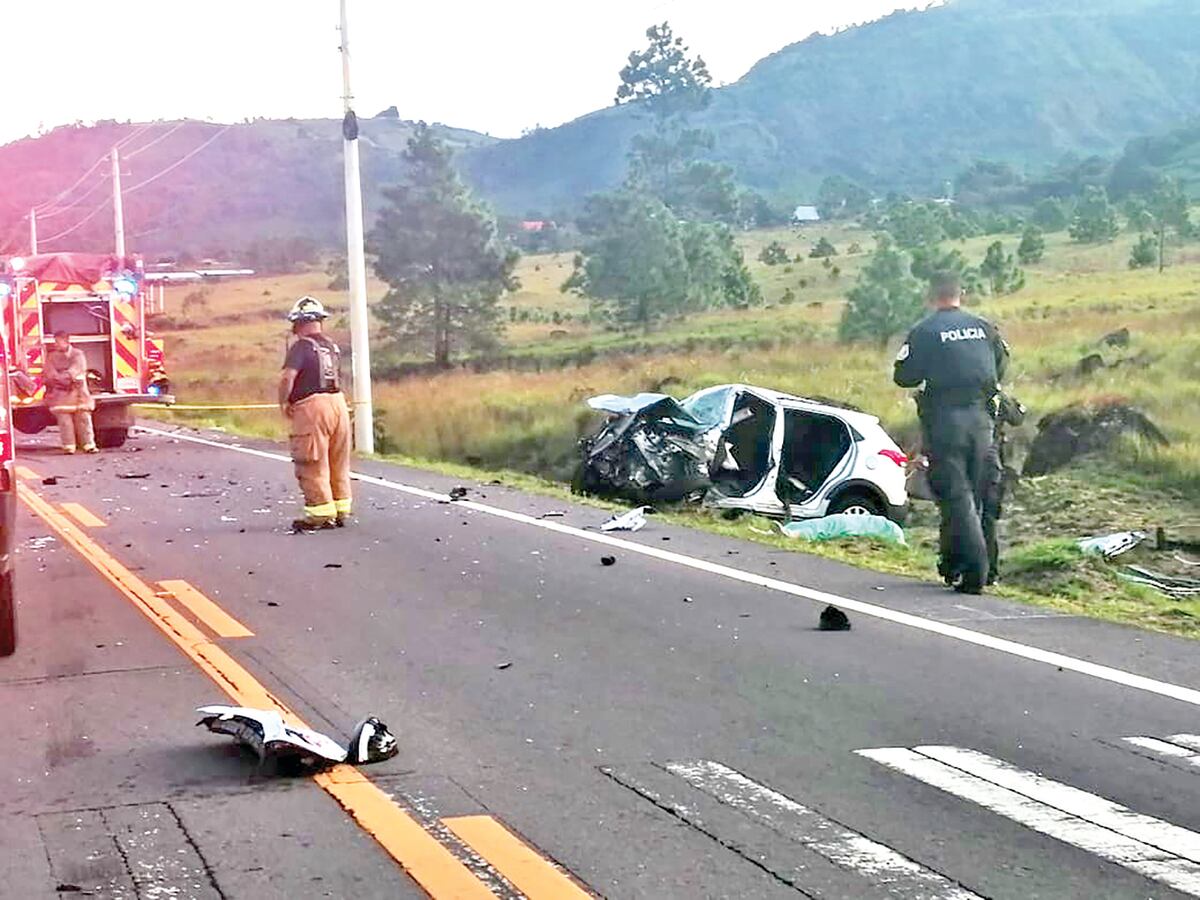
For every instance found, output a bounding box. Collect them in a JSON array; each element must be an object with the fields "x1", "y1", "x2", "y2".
[{"x1": 576, "y1": 384, "x2": 909, "y2": 523}]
